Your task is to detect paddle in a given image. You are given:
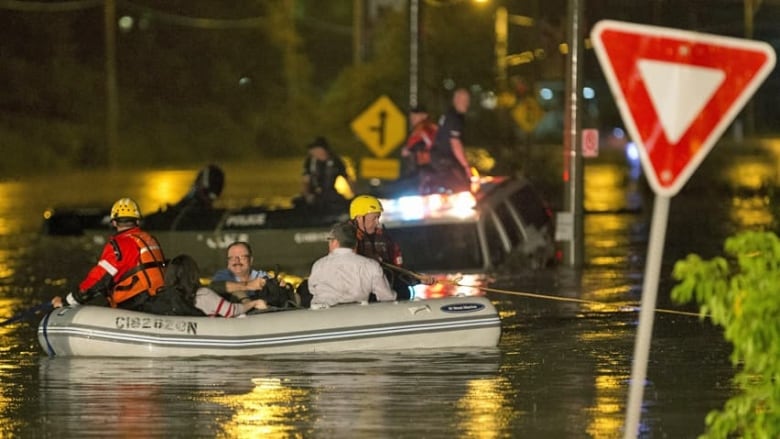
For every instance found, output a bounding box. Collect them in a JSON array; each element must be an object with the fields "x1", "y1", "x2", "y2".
[{"x1": 0, "y1": 302, "x2": 54, "y2": 327}]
